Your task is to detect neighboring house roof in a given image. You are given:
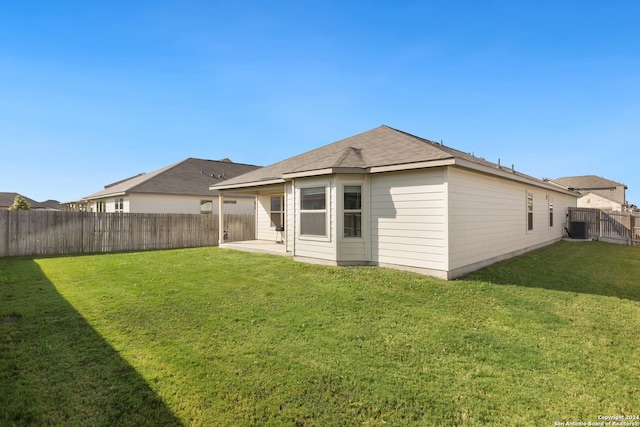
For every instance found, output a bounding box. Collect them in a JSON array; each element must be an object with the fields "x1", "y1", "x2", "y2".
[
  {"x1": 84, "y1": 158, "x2": 261, "y2": 200},
  {"x1": 550, "y1": 175, "x2": 627, "y2": 191},
  {"x1": 211, "y1": 125, "x2": 576, "y2": 195},
  {"x1": 0, "y1": 192, "x2": 61, "y2": 209}
]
